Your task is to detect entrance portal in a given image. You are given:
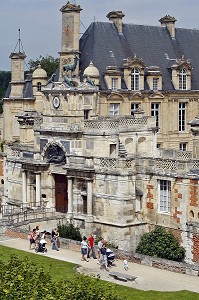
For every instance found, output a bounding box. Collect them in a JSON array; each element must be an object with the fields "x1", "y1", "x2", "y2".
[{"x1": 54, "y1": 174, "x2": 68, "y2": 213}]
